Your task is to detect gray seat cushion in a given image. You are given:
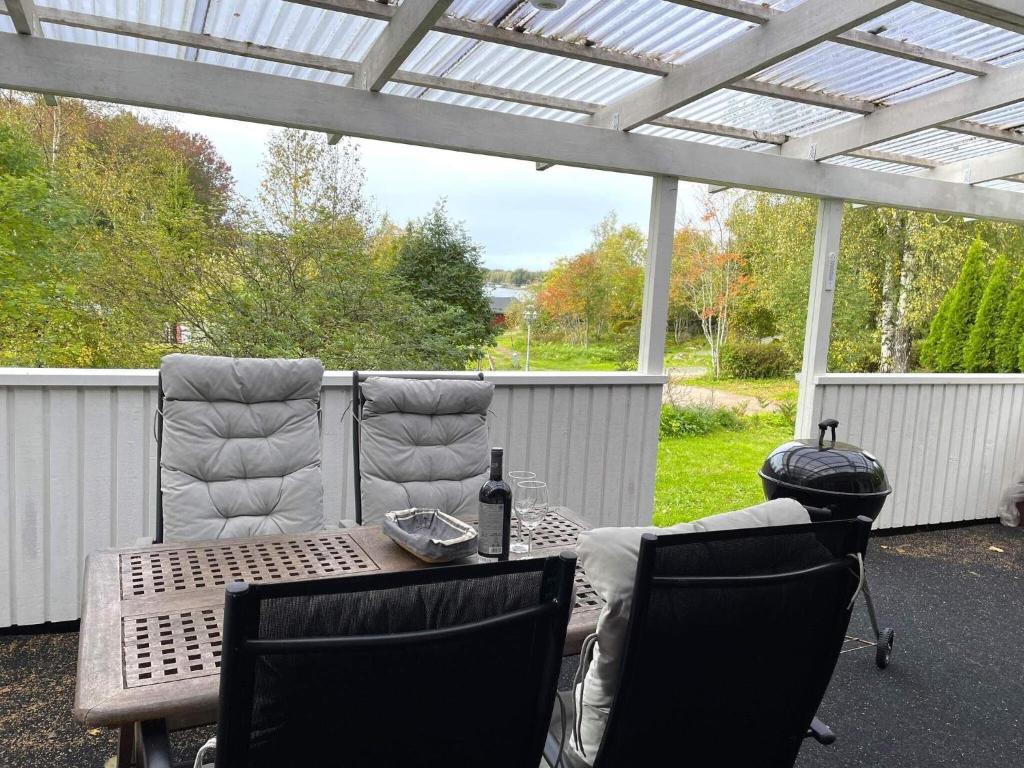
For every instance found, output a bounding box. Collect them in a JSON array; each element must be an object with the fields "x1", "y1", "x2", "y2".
[
  {"x1": 159, "y1": 354, "x2": 326, "y2": 542},
  {"x1": 358, "y1": 377, "x2": 494, "y2": 523}
]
